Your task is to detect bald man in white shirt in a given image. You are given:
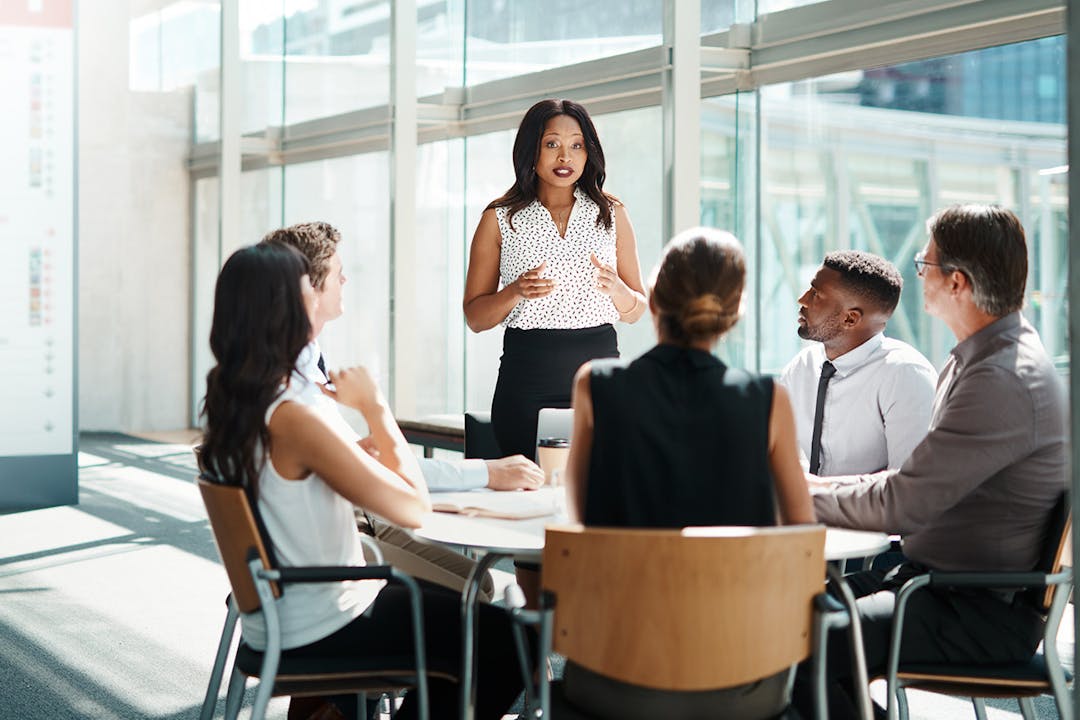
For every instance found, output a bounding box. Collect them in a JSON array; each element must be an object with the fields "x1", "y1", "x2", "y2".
[{"x1": 779, "y1": 251, "x2": 937, "y2": 476}]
